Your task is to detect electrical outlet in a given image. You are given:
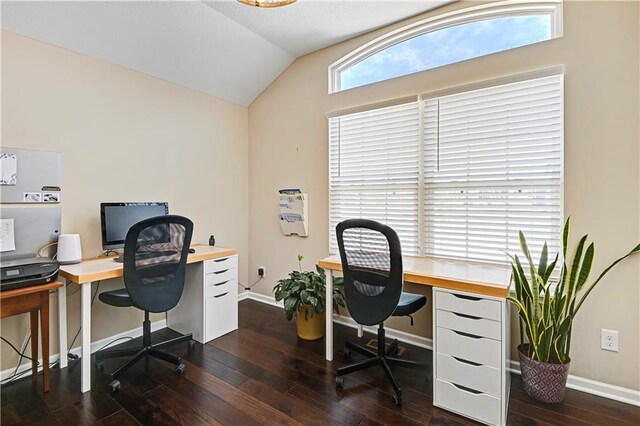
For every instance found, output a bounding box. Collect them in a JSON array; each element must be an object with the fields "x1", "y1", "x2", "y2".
[
  {"x1": 601, "y1": 329, "x2": 619, "y2": 352},
  {"x1": 258, "y1": 266, "x2": 266, "y2": 277}
]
